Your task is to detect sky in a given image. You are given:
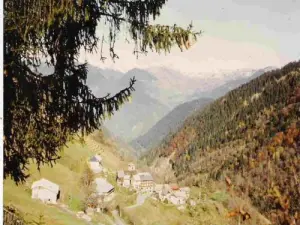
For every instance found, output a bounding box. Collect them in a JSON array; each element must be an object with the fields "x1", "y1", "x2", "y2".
[{"x1": 79, "y1": 0, "x2": 300, "y2": 75}]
